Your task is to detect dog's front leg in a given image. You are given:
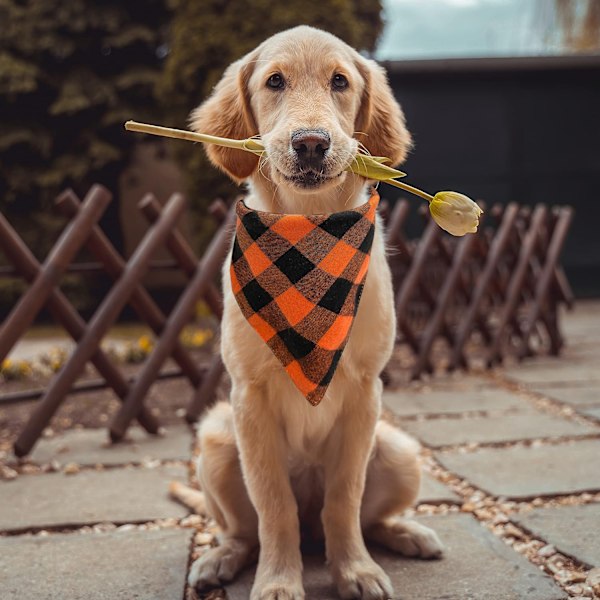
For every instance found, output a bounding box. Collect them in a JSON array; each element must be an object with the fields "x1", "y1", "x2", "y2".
[
  {"x1": 323, "y1": 377, "x2": 393, "y2": 600},
  {"x1": 231, "y1": 382, "x2": 304, "y2": 600}
]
